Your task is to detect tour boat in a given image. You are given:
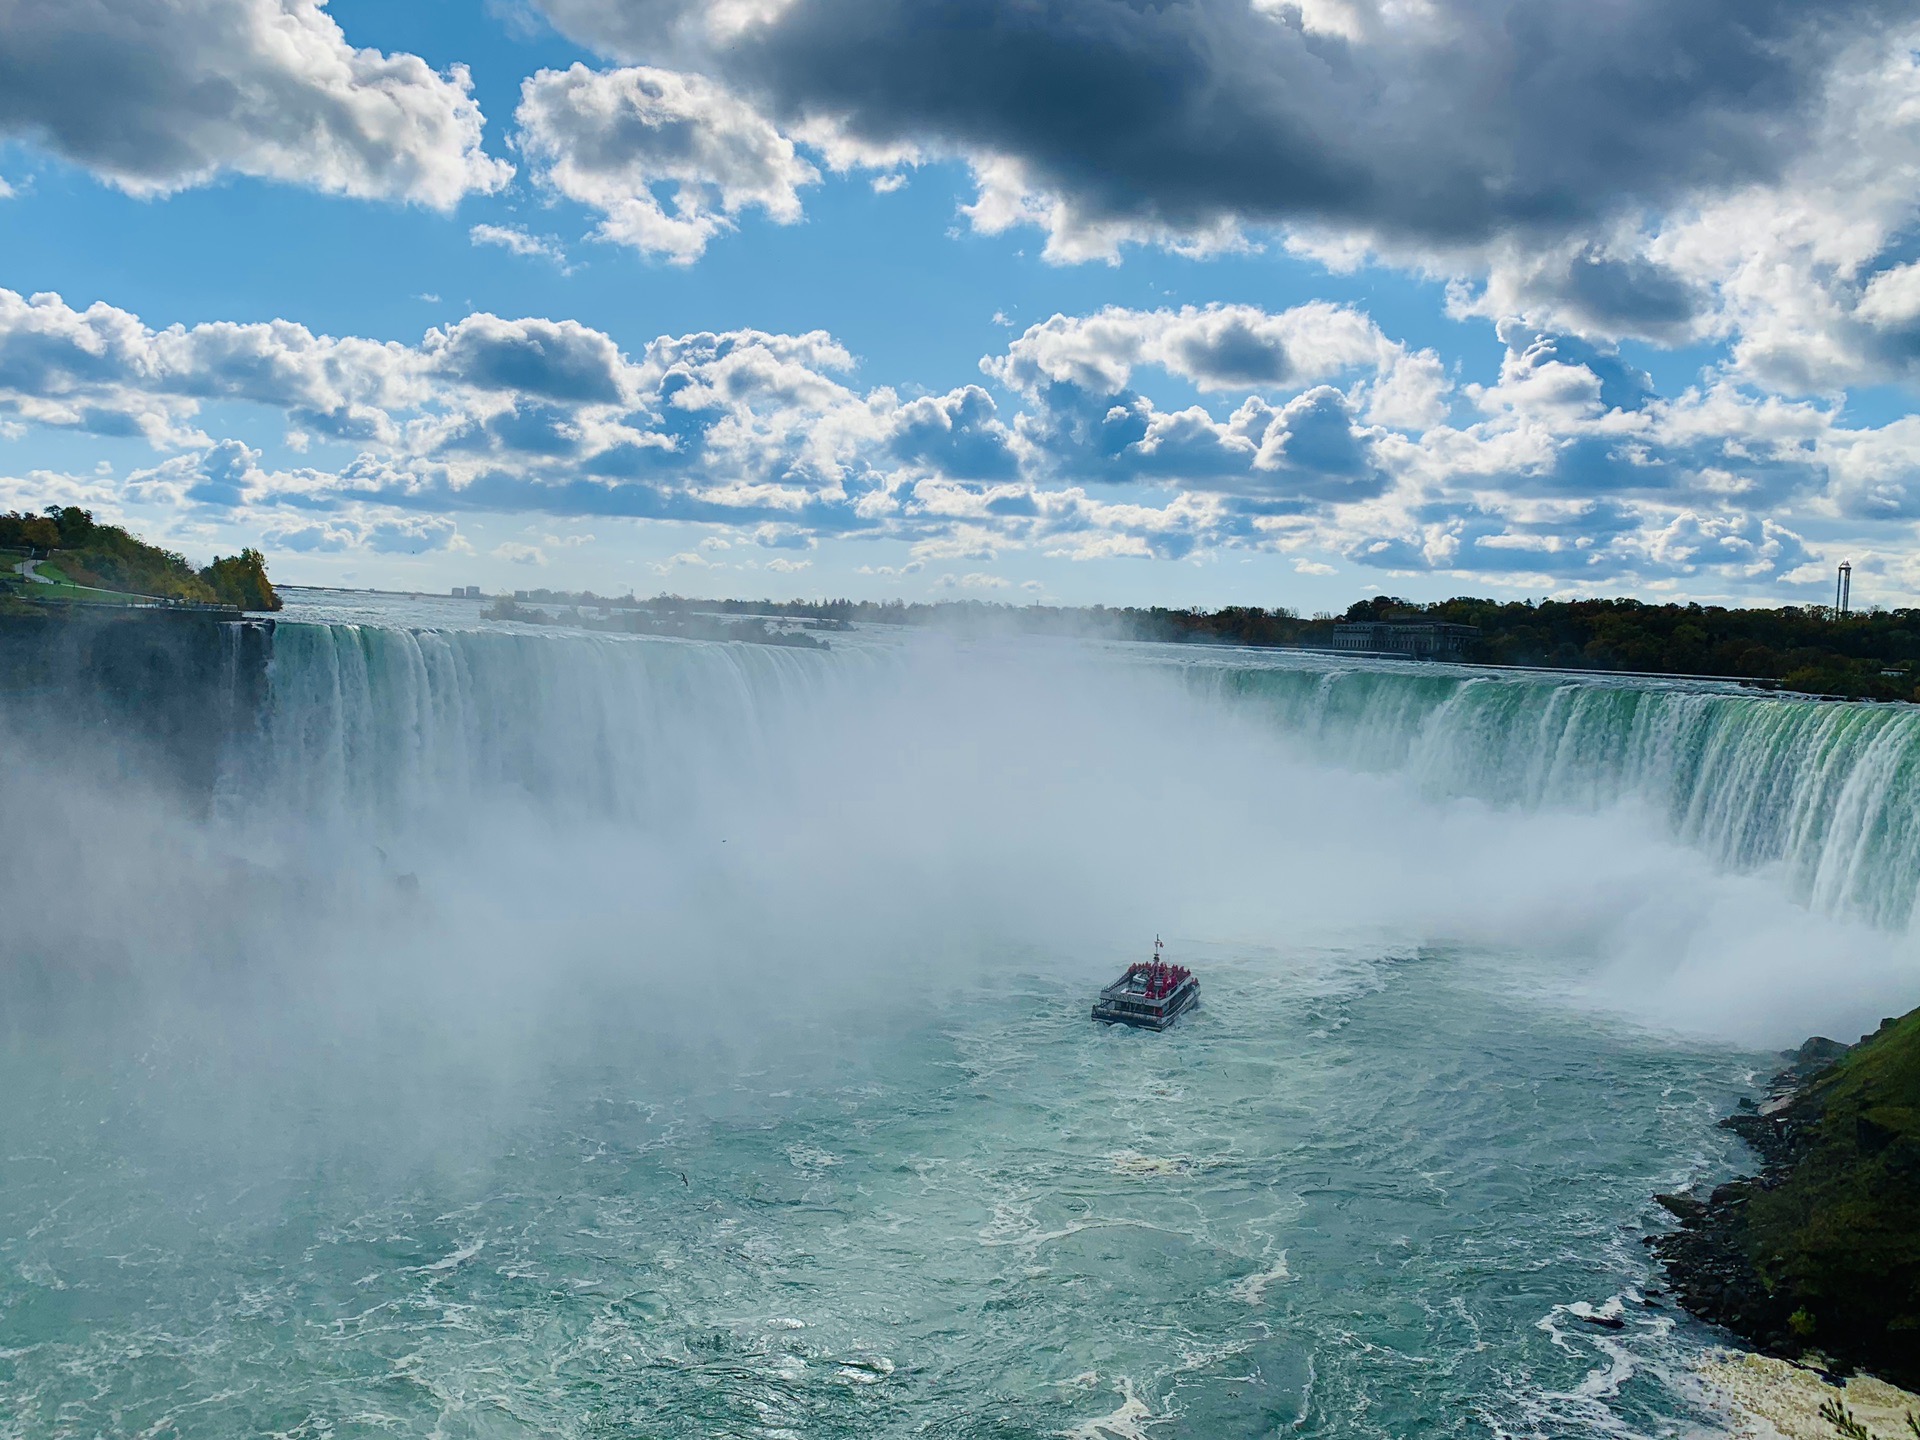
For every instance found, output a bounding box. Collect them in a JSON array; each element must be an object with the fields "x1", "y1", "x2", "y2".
[{"x1": 1092, "y1": 938, "x2": 1199, "y2": 1031}]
